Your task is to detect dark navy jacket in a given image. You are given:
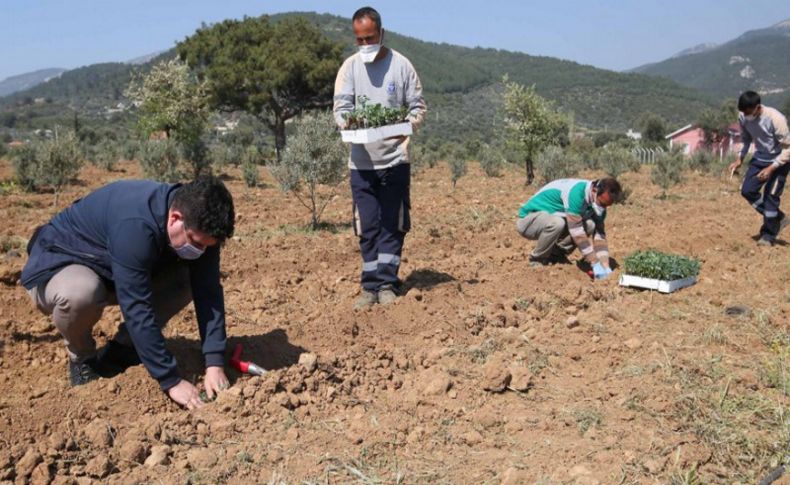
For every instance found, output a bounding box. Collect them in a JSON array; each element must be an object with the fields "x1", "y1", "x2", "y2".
[{"x1": 21, "y1": 180, "x2": 227, "y2": 390}]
